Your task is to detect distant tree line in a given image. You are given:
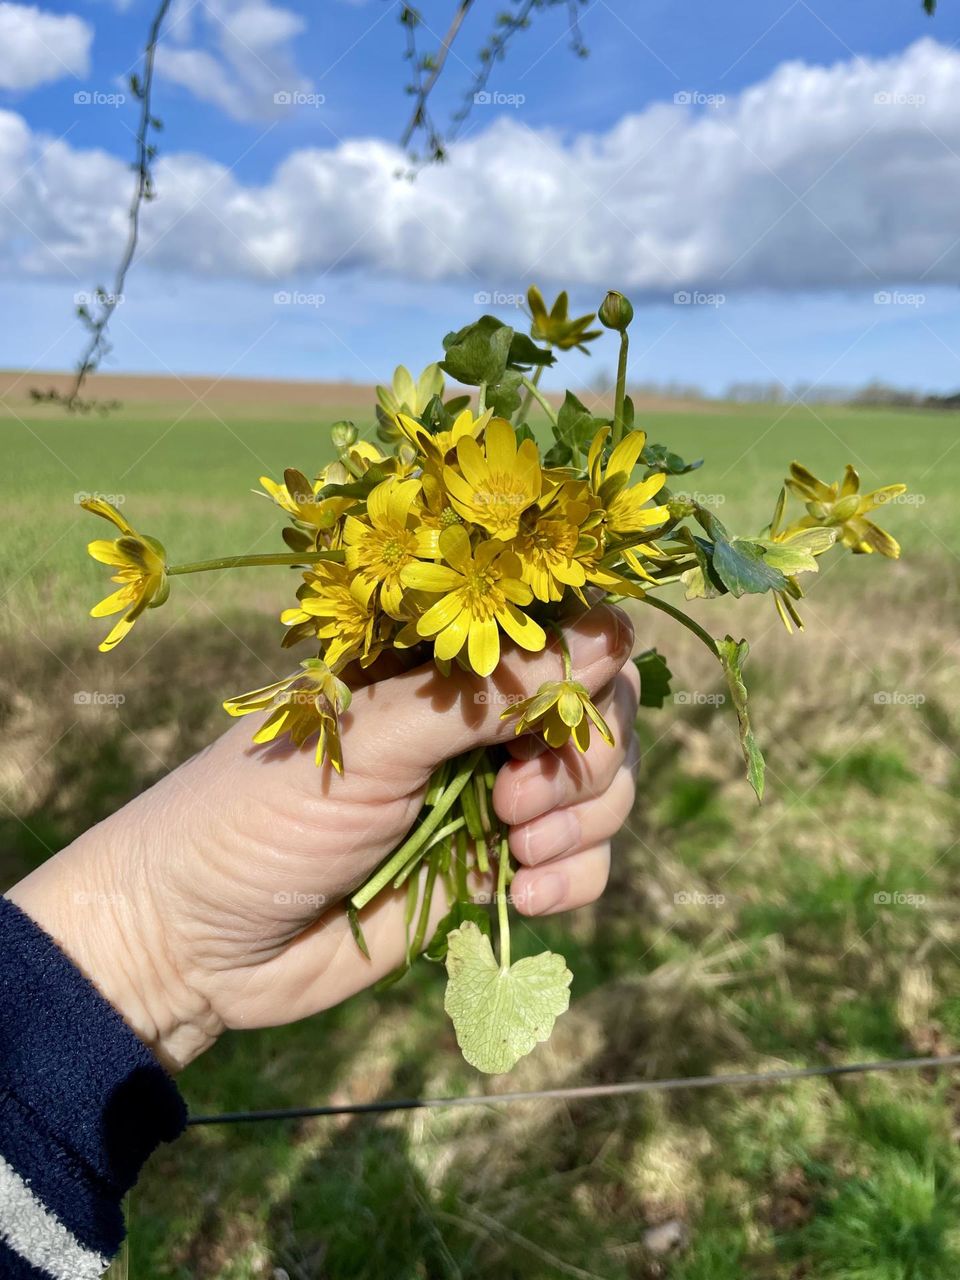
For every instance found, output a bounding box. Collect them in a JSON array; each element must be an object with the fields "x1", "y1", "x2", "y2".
[{"x1": 610, "y1": 378, "x2": 960, "y2": 408}]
